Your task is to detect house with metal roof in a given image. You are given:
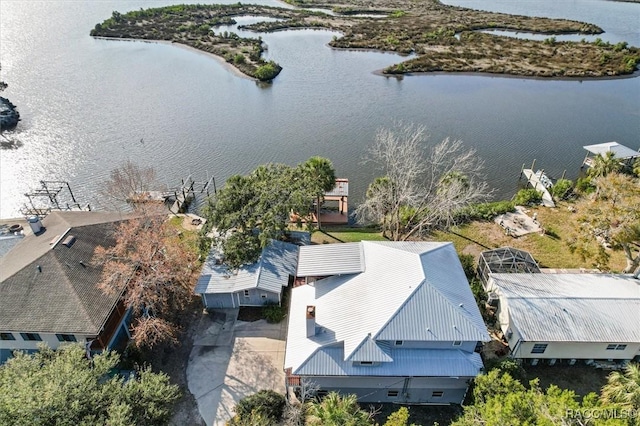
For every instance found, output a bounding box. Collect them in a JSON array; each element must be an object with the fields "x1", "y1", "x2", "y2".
[
  {"x1": 0, "y1": 211, "x2": 133, "y2": 364},
  {"x1": 582, "y1": 141, "x2": 639, "y2": 169},
  {"x1": 284, "y1": 241, "x2": 490, "y2": 404},
  {"x1": 486, "y1": 273, "x2": 640, "y2": 365},
  {"x1": 195, "y1": 239, "x2": 300, "y2": 309}
]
